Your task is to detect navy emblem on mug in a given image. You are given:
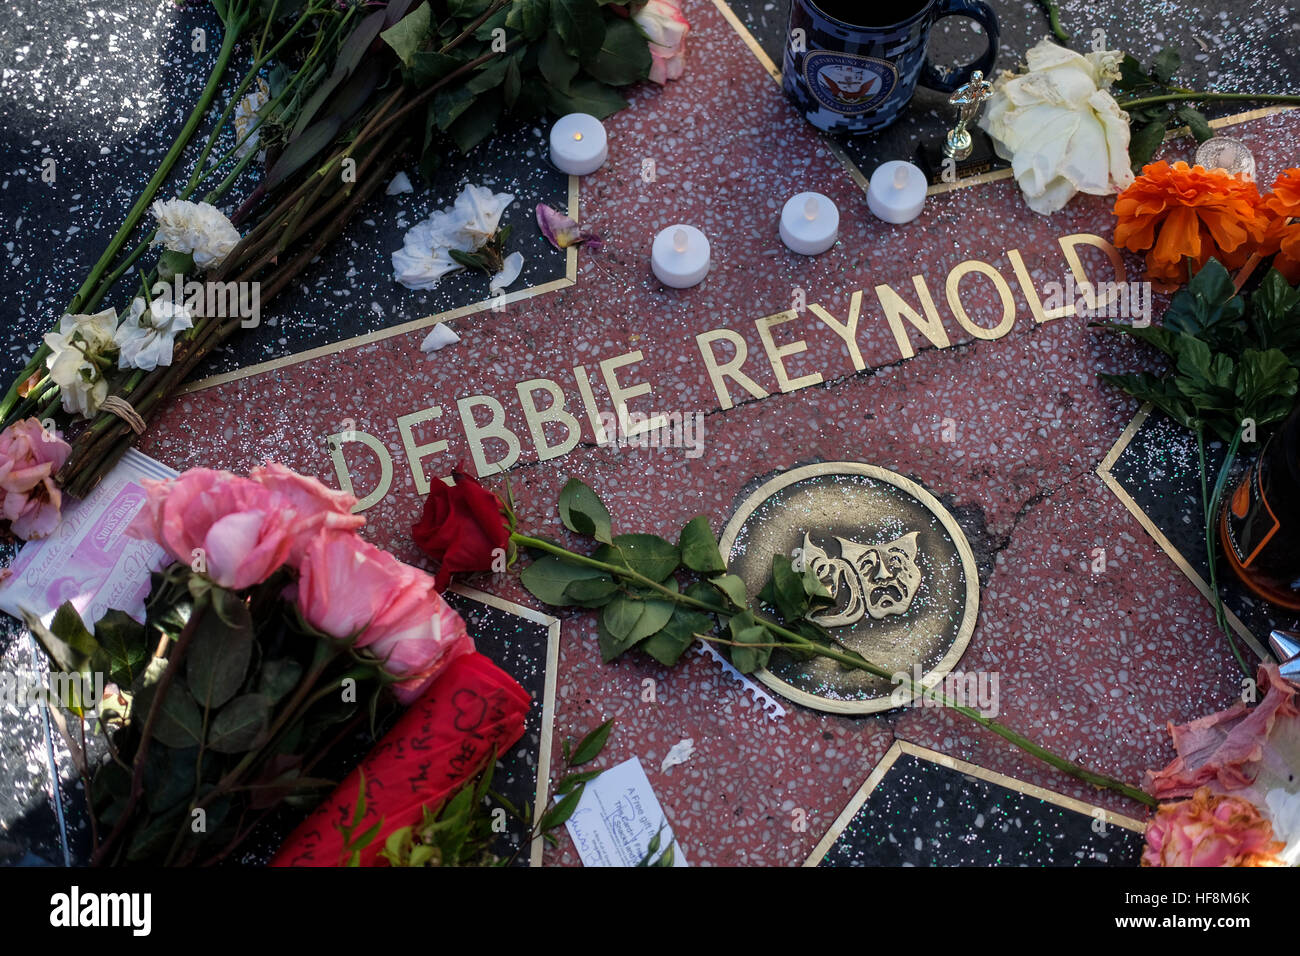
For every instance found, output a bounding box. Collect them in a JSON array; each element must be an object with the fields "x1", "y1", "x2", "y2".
[{"x1": 803, "y1": 52, "x2": 898, "y2": 116}]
